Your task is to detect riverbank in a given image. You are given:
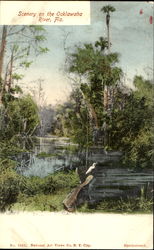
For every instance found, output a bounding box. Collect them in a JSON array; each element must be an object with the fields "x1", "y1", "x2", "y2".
[{"x1": 0, "y1": 211, "x2": 153, "y2": 249}]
